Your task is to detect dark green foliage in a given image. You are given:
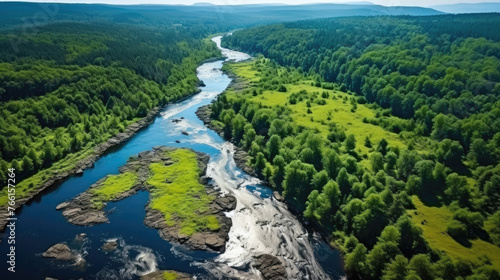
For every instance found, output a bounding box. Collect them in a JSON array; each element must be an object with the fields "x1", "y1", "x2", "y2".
[
  {"x1": 371, "y1": 152, "x2": 384, "y2": 173},
  {"x1": 345, "y1": 243, "x2": 368, "y2": 279},
  {"x1": 0, "y1": 22, "x2": 219, "y2": 183},
  {"x1": 212, "y1": 14, "x2": 500, "y2": 279},
  {"x1": 345, "y1": 134, "x2": 356, "y2": 151},
  {"x1": 283, "y1": 160, "x2": 317, "y2": 207},
  {"x1": 224, "y1": 14, "x2": 500, "y2": 169}
]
